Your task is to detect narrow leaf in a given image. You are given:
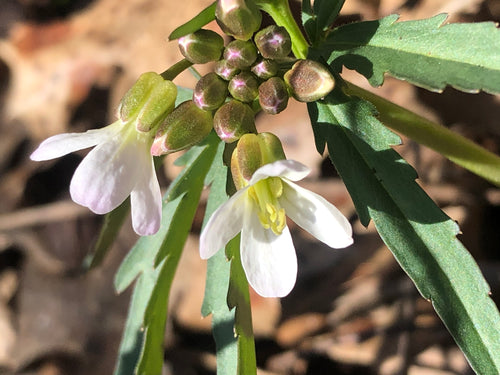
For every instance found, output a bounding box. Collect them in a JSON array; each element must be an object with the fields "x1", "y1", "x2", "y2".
[
  {"x1": 84, "y1": 198, "x2": 129, "y2": 269},
  {"x1": 322, "y1": 14, "x2": 500, "y2": 93},
  {"x1": 168, "y1": 2, "x2": 216, "y2": 40},
  {"x1": 343, "y1": 81, "x2": 500, "y2": 187},
  {"x1": 309, "y1": 89, "x2": 500, "y2": 374},
  {"x1": 136, "y1": 132, "x2": 221, "y2": 375},
  {"x1": 113, "y1": 269, "x2": 159, "y2": 375}
]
